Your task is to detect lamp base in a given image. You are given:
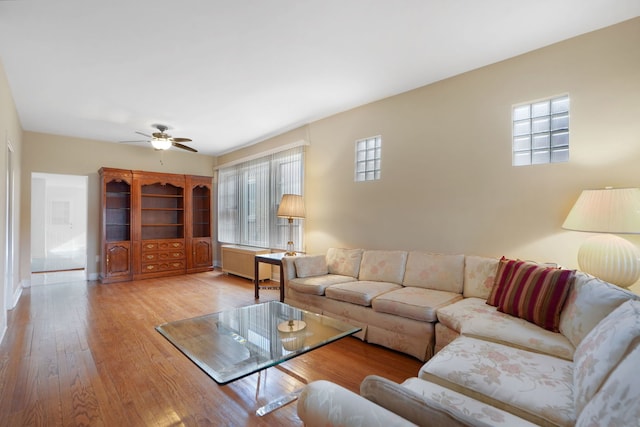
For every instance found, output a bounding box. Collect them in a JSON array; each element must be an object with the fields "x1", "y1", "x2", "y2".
[
  {"x1": 284, "y1": 251, "x2": 297, "y2": 256},
  {"x1": 578, "y1": 234, "x2": 640, "y2": 288}
]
